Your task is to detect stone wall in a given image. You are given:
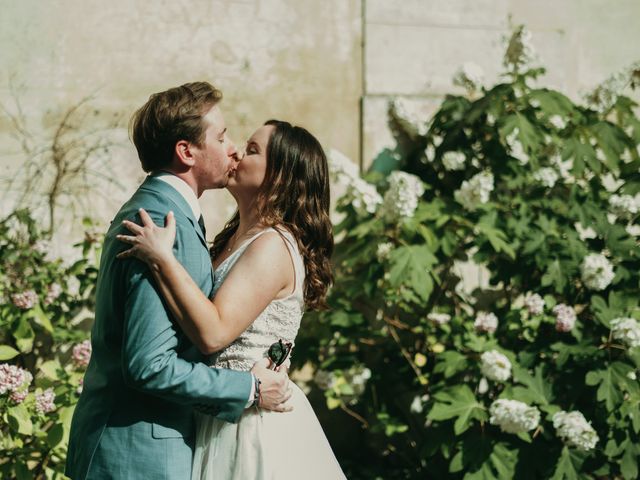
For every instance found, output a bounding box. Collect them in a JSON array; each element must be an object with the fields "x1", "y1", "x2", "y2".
[
  {"x1": 363, "y1": 0, "x2": 640, "y2": 167},
  {"x1": 1, "y1": 0, "x2": 638, "y2": 255},
  {"x1": 0, "y1": 0, "x2": 362, "y2": 253}
]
